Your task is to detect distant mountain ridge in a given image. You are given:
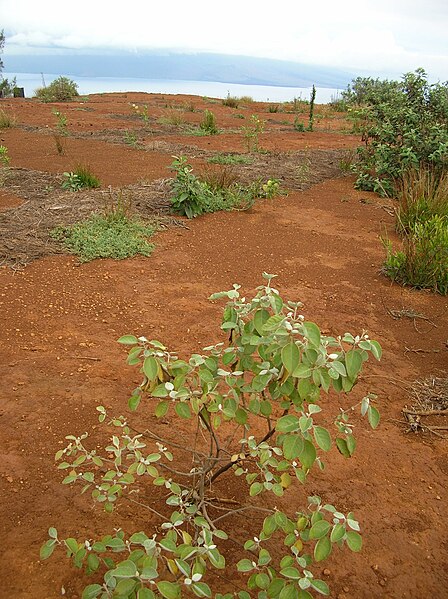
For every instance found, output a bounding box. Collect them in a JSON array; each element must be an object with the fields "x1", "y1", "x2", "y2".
[{"x1": 4, "y1": 51, "x2": 354, "y2": 89}]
